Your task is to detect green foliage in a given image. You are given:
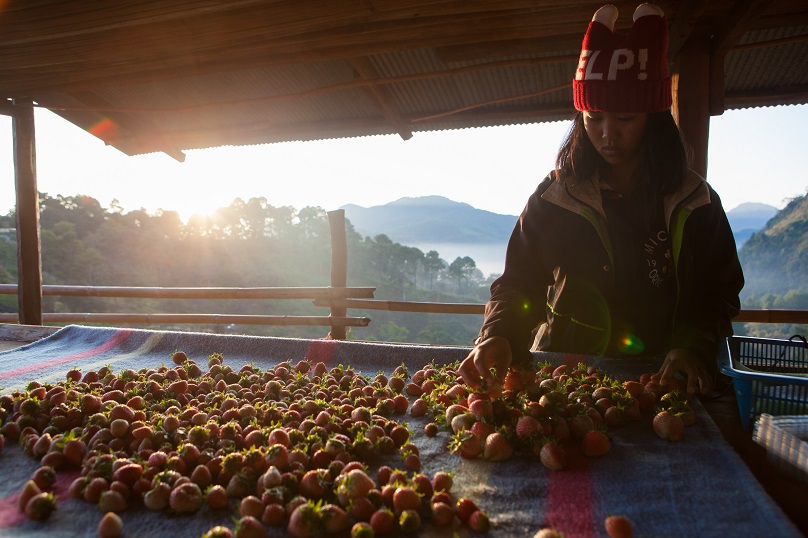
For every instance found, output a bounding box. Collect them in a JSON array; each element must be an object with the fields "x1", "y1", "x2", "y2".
[
  {"x1": 737, "y1": 191, "x2": 808, "y2": 340},
  {"x1": 0, "y1": 193, "x2": 490, "y2": 344}
]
